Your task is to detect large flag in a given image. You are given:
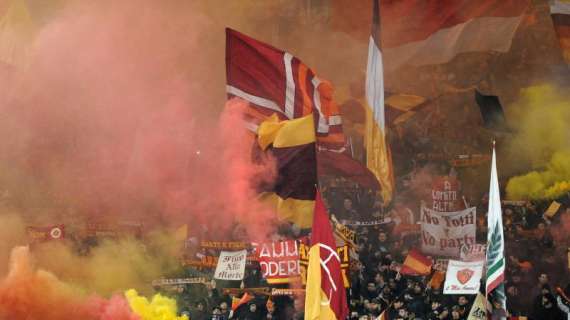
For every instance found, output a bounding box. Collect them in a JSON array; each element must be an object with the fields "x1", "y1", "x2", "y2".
[
  {"x1": 333, "y1": 0, "x2": 529, "y2": 71},
  {"x1": 256, "y1": 114, "x2": 317, "y2": 228},
  {"x1": 226, "y1": 28, "x2": 344, "y2": 151},
  {"x1": 226, "y1": 28, "x2": 380, "y2": 226},
  {"x1": 305, "y1": 191, "x2": 348, "y2": 320},
  {"x1": 486, "y1": 143, "x2": 507, "y2": 317},
  {"x1": 550, "y1": 0, "x2": 570, "y2": 63},
  {"x1": 365, "y1": 0, "x2": 395, "y2": 205}
]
